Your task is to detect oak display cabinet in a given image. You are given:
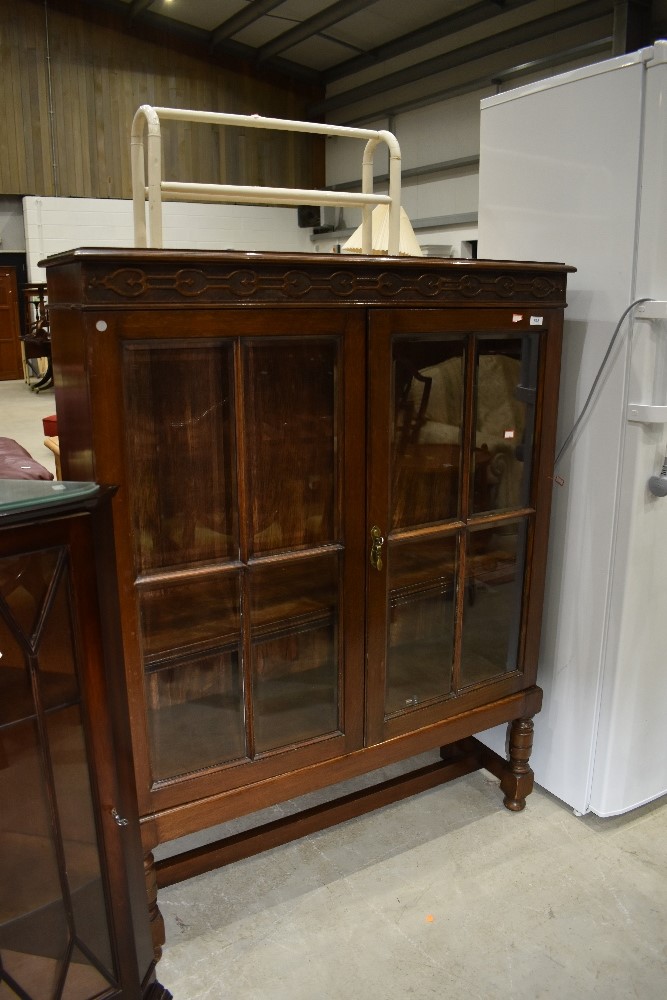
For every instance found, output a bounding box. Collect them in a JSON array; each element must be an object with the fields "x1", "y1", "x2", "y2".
[
  {"x1": 44, "y1": 249, "x2": 573, "y2": 957},
  {"x1": 0, "y1": 480, "x2": 170, "y2": 999}
]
